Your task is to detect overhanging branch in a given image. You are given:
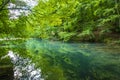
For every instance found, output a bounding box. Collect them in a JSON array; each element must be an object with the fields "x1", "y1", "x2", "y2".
[{"x1": 0, "y1": 0, "x2": 10, "y2": 11}]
